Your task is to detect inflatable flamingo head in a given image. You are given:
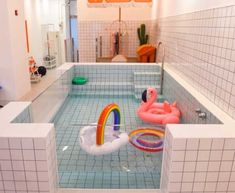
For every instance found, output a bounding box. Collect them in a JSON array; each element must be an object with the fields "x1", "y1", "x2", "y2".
[{"x1": 141, "y1": 87, "x2": 157, "y2": 103}]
